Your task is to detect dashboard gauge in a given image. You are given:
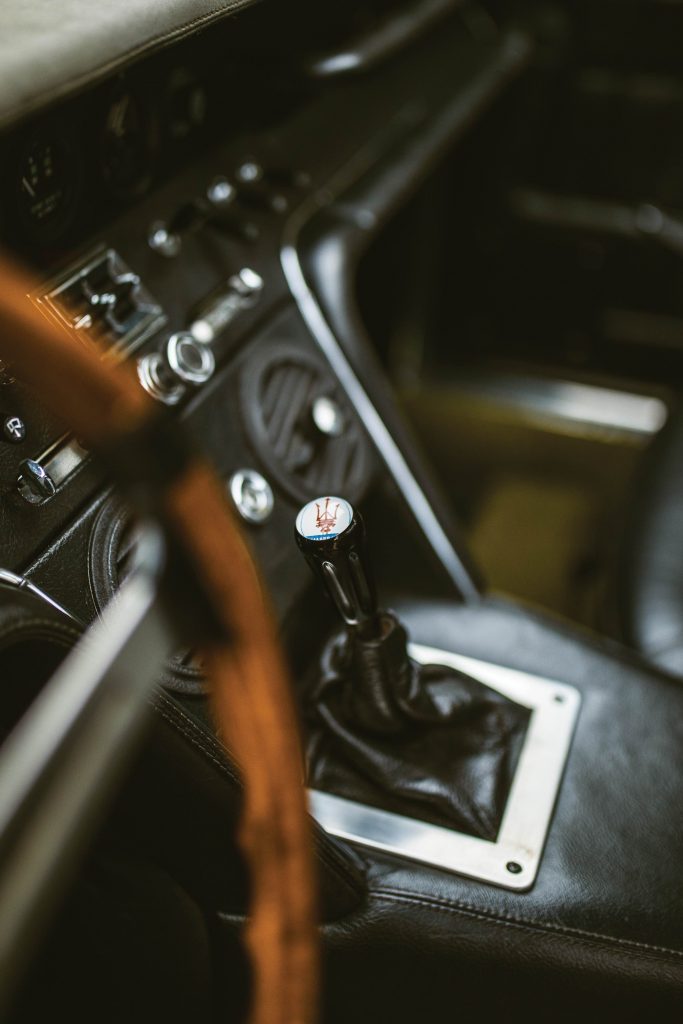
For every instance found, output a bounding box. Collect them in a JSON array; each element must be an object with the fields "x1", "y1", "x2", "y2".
[
  {"x1": 101, "y1": 90, "x2": 154, "y2": 198},
  {"x1": 164, "y1": 67, "x2": 208, "y2": 142},
  {"x1": 14, "y1": 130, "x2": 80, "y2": 241}
]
